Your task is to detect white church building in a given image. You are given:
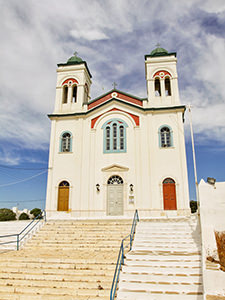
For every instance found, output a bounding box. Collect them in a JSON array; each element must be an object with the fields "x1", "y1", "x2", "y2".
[{"x1": 45, "y1": 47, "x2": 190, "y2": 218}]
